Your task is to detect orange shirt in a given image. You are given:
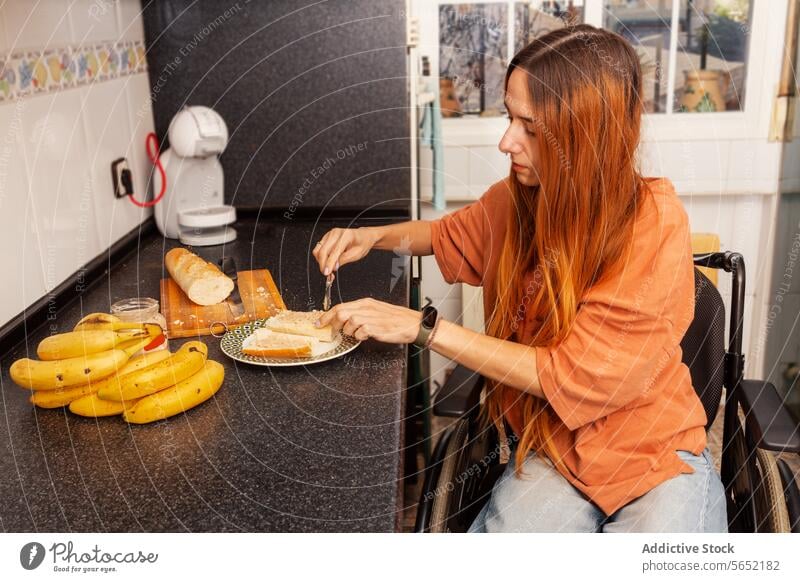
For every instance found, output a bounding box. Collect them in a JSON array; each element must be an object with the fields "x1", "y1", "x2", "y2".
[{"x1": 430, "y1": 177, "x2": 707, "y2": 516}]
